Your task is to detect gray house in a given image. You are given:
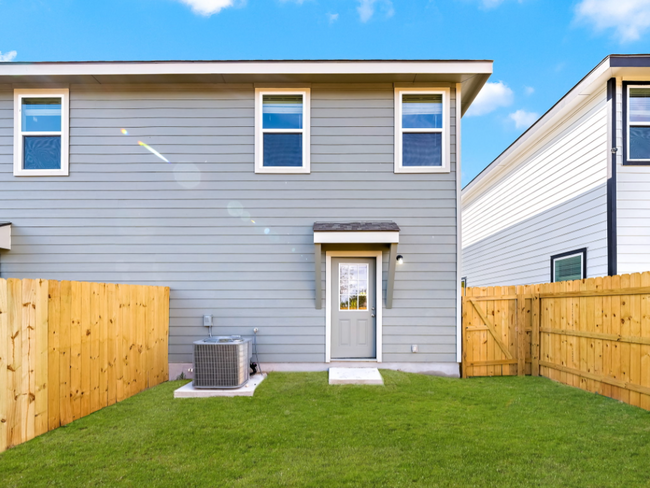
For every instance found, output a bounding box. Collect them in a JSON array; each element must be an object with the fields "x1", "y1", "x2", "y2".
[{"x1": 0, "y1": 59, "x2": 492, "y2": 378}]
